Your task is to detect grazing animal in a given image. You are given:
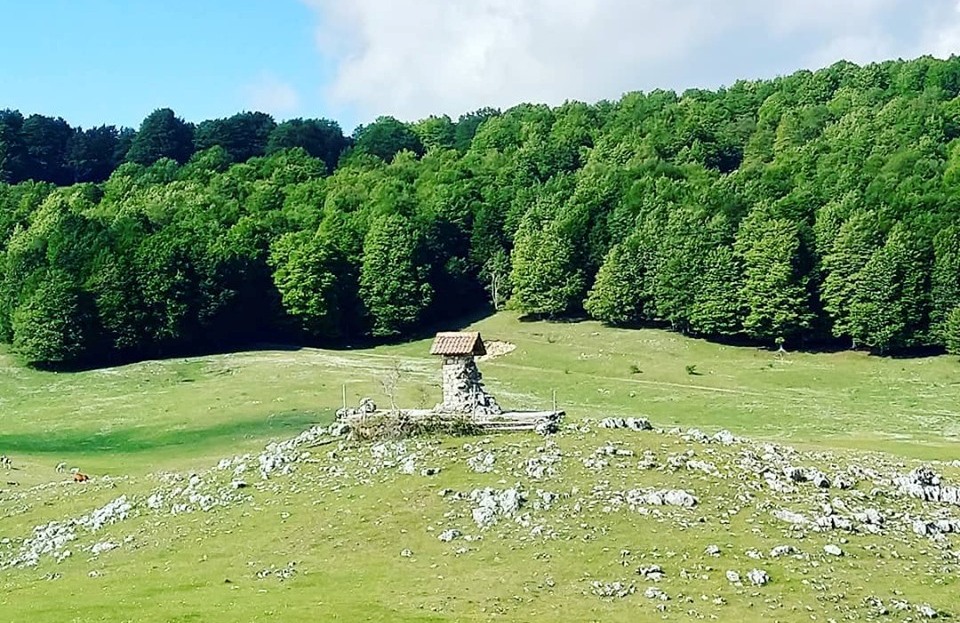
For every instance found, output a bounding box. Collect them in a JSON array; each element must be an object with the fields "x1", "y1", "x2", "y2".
[
  {"x1": 0, "y1": 455, "x2": 11, "y2": 470},
  {"x1": 72, "y1": 472, "x2": 89, "y2": 483},
  {"x1": 55, "y1": 462, "x2": 67, "y2": 473}
]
